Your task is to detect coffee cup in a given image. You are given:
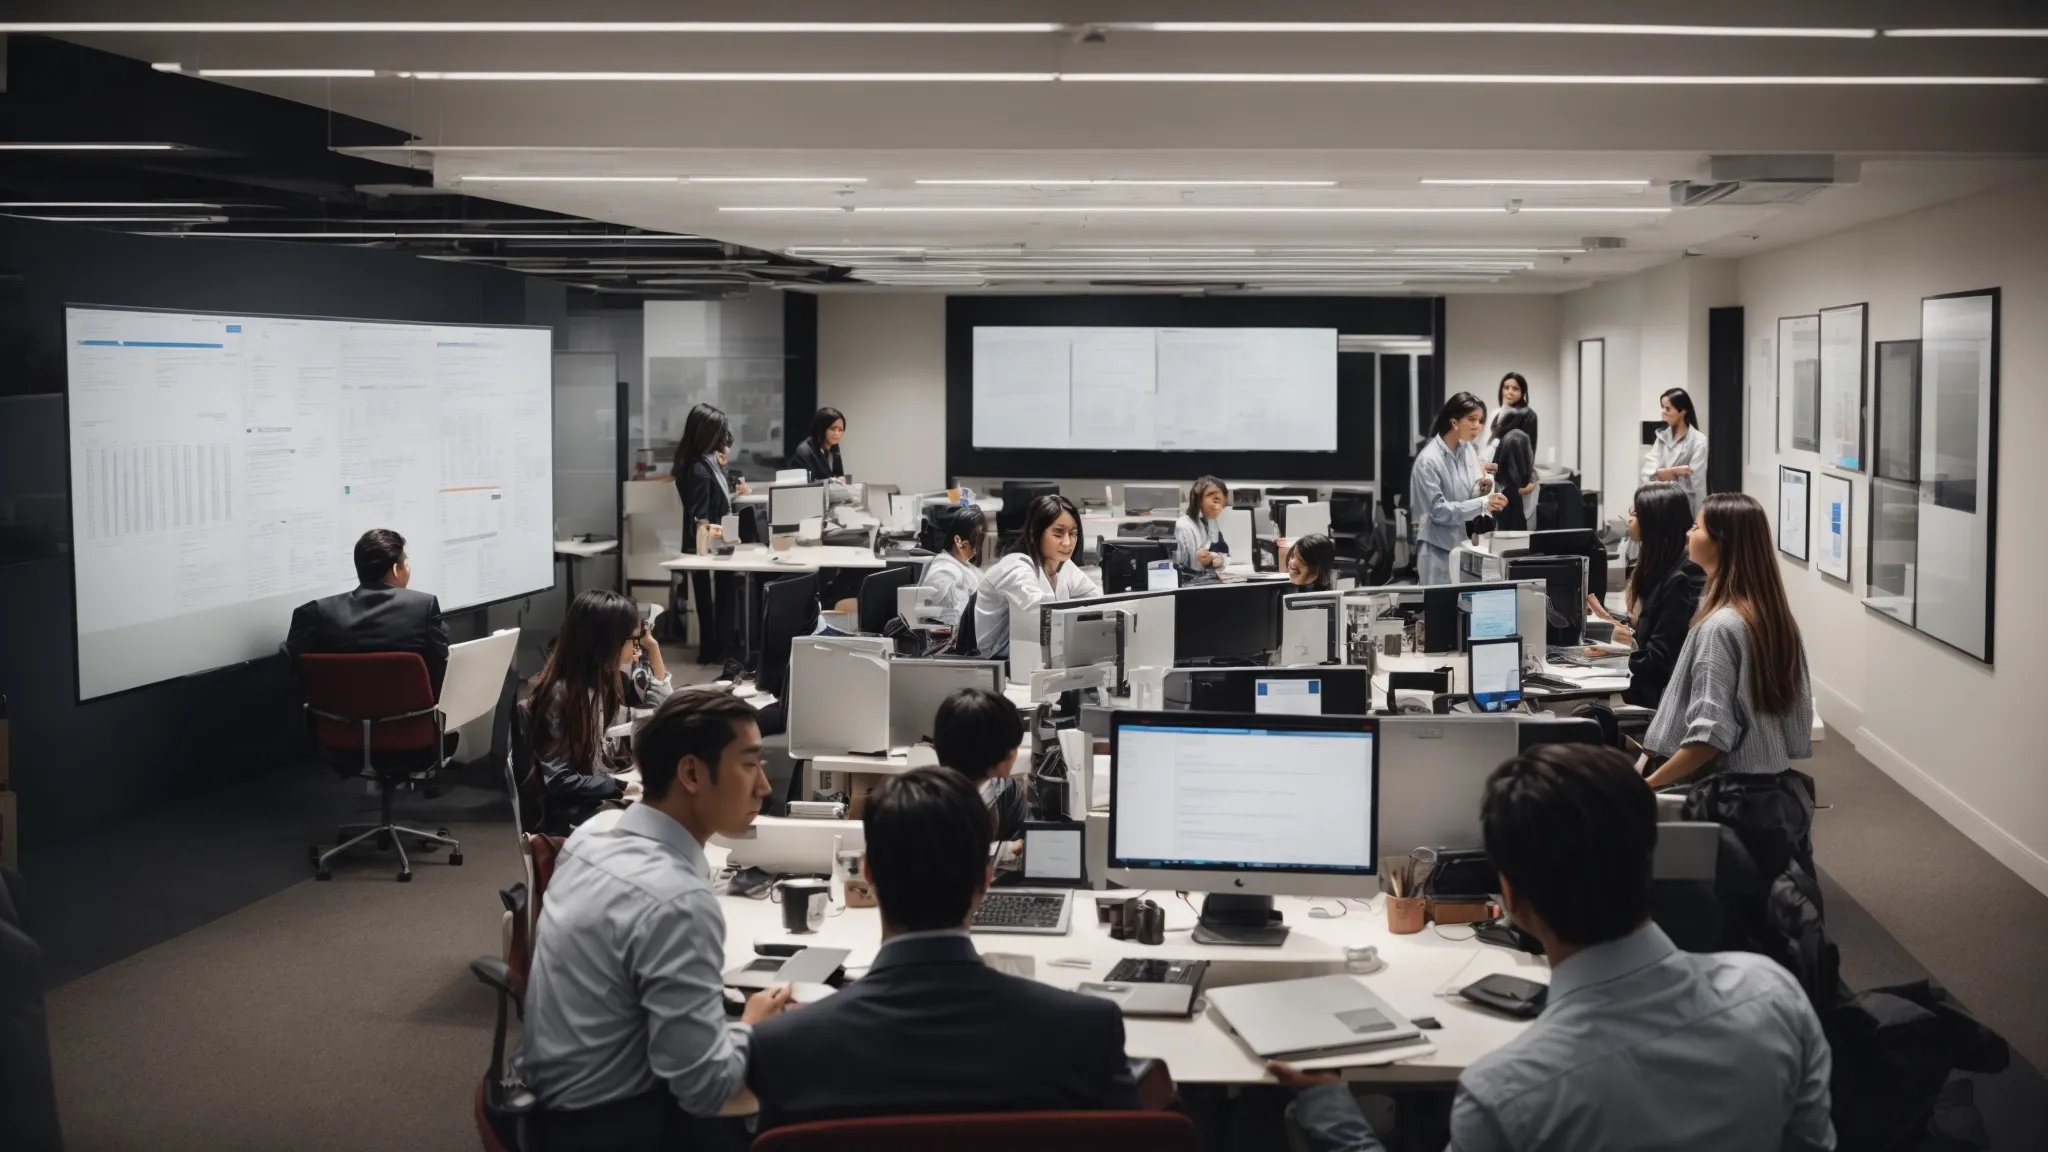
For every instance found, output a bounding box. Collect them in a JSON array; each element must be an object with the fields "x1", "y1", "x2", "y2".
[{"x1": 776, "y1": 878, "x2": 831, "y2": 934}]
